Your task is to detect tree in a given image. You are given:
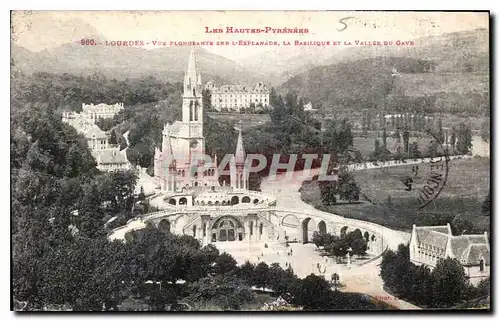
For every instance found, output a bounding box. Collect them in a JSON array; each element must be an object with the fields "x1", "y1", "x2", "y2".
[
  {"x1": 252, "y1": 262, "x2": 270, "y2": 289},
  {"x1": 382, "y1": 128, "x2": 388, "y2": 148},
  {"x1": 312, "y1": 231, "x2": 325, "y2": 248},
  {"x1": 337, "y1": 172, "x2": 360, "y2": 203},
  {"x1": 138, "y1": 186, "x2": 146, "y2": 201},
  {"x1": 237, "y1": 261, "x2": 255, "y2": 284},
  {"x1": 322, "y1": 118, "x2": 354, "y2": 157},
  {"x1": 437, "y1": 118, "x2": 444, "y2": 144},
  {"x1": 248, "y1": 172, "x2": 262, "y2": 191},
  {"x1": 202, "y1": 88, "x2": 212, "y2": 110},
  {"x1": 213, "y1": 252, "x2": 238, "y2": 276},
  {"x1": 482, "y1": 189, "x2": 491, "y2": 216},
  {"x1": 411, "y1": 265, "x2": 434, "y2": 306},
  {"x1": 187, "y1": 275, "x2": 254, "y2": 310},
  {"x1": 372, "y1": 139, "x2": 381, "y2": 160},
  {"x1": 293, "y1": 274, "x2": 333, "y2": 310},
  {"x1": 402, "y1": 129, "x2": 410, "y2": 155},
  {"x1": 351, "y1": 238, "x2": 367, "y2": 257},
  {"x1": 451, "y1": 215, "x2": 478, "y2": 236},
  {"x1": 480, "y1": 118, "x2": 490, "y2": 143},
  {"x1": 428, "y1": 140, "x2": 438, "y2": 158},
  {"x1": 432, "y1": 258, "x2": 470, "y2": 307},
  {"x1": 320, "y1": 181, "x2": 337, "y2": 205},
  {"x1": 145, "y1": 287, "x2": 177, "y2": 311},
  {"x1": 326, "y1": 242, "x2": 347, "y2": 259},
  {"x1": 362, "y1": 113, "x2": 368, "y2": 136},
  {"x1": 456, "y1": 122, "x2": 472, "y2": 155},
  {"x1": 449, "y1": 126, "x2": 457, "y2": 151},
  {"x1": 409, "y1": 141, "x2": 421, "y2": 158}
]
